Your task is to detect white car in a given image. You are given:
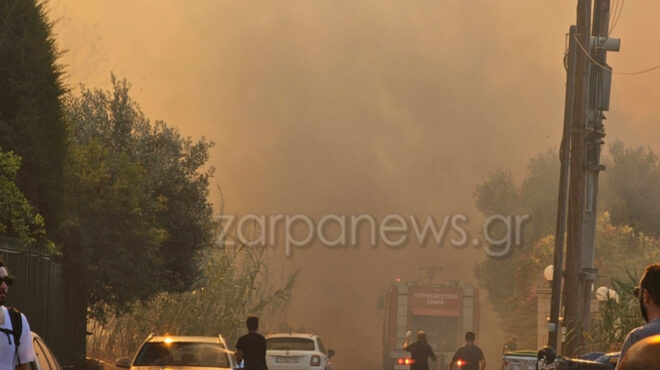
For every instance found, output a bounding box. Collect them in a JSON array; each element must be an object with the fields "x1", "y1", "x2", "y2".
[
  {"x1": 266, "y1": 333, "x2": 335, "y2": 370},
  {"x1": 116, "y1": 334, "x2": 236, "y2": 370}
]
